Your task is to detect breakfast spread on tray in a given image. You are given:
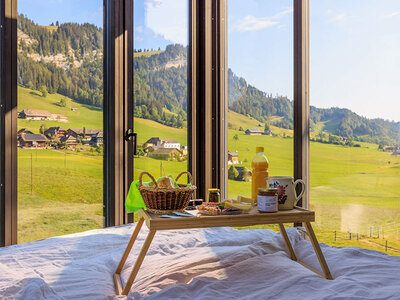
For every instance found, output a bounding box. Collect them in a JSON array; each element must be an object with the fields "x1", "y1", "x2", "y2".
[
  {"x1": 198, "y1": 202, "x2": 221, "y2": 215},
  {"x1": 126, "y1": 147, "x2": 307, "y2": 216}
]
